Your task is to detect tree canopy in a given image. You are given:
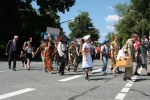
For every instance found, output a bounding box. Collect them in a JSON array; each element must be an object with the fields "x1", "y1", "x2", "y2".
[
  {"x1": 0, "y1": 0, "x2": 75, "y2": 40},
  {"x1": 68, "y1": 11, "x2": 100, "y2": 41},
  {"x1": 0, "y1": 0, "x2": 75, "y2": 56},
  {"x1": 113, "y1": 0, "x2": 150, "y2": 45}
]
